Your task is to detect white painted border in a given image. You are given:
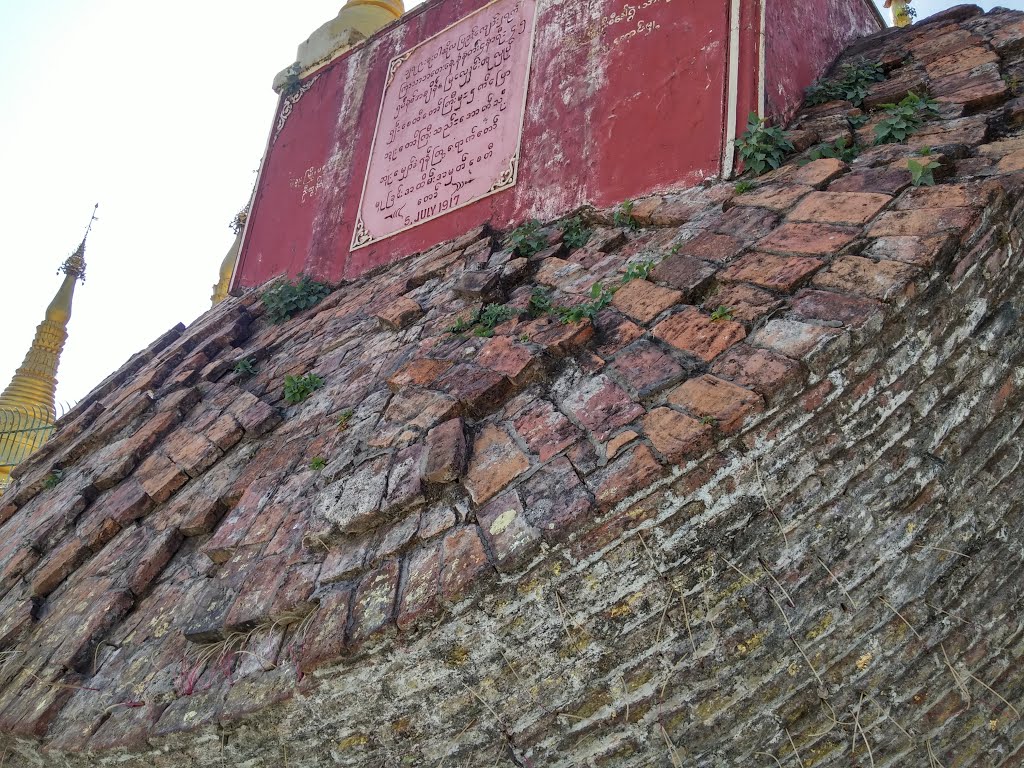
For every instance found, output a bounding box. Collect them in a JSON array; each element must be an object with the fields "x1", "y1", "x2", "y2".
[
  {"x1": 758, "y1": 0, "x2": 767, "y2": 117},
  {"x1": 350, "y1": 0, "x2": 539, "y2": 251},
  {"x1": 721, "y1": 0, "x2": 743, "y2": 179}
]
